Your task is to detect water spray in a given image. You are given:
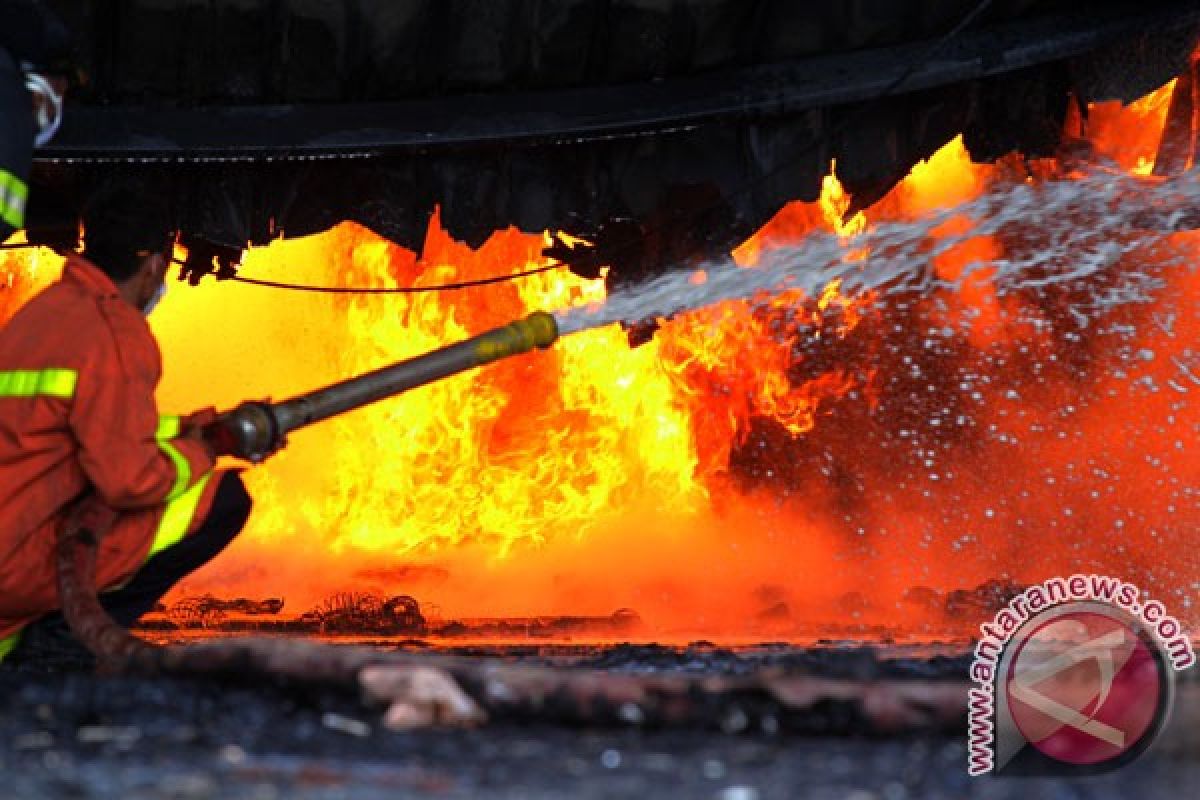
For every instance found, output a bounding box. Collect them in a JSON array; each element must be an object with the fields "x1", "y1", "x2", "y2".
[{"x1": 555, "y1": 168, "x2": 1200, "y2": 338}]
